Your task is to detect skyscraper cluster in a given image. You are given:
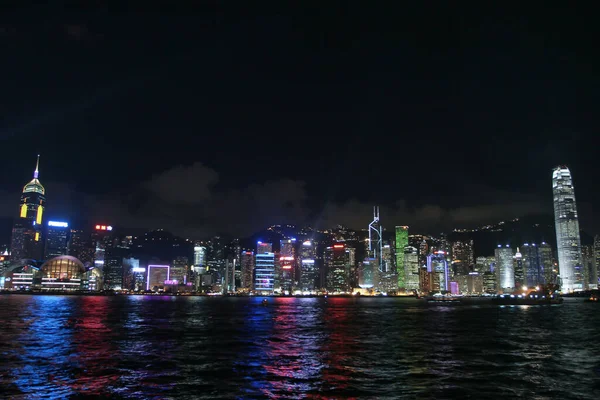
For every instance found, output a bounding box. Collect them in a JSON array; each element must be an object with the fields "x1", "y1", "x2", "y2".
[{"x1": 1, "y1": 159, "x2": 598, "y2": 294}]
